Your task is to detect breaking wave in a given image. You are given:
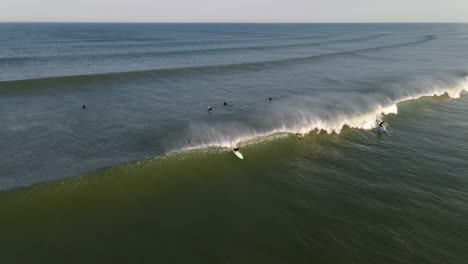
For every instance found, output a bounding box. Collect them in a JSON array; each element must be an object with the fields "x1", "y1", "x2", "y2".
[{"x1": 172, "y1": 76, "x2": 468, "y2": 152}]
